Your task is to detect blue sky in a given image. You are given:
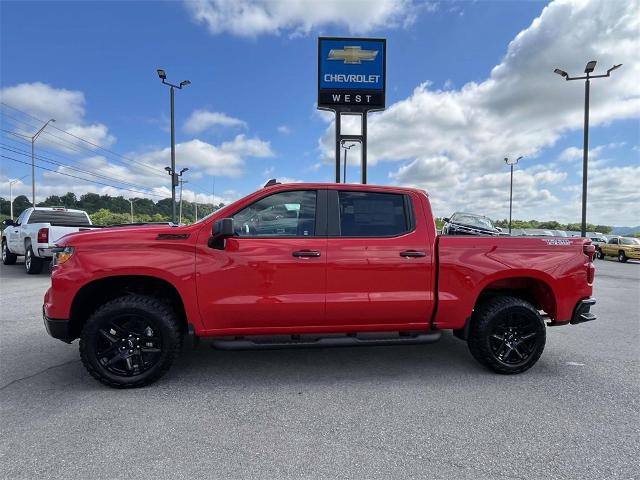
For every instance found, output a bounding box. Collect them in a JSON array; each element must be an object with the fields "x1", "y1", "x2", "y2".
[{"x1": 1, "y1": 0, "x2": 638, "y2": 225}]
